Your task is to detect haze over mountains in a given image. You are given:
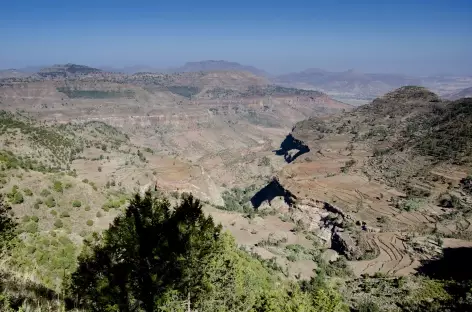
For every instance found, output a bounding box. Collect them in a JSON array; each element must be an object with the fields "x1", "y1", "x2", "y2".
[{"x1": 3, "y1": 60, "x2": 470, "y2": 105}]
